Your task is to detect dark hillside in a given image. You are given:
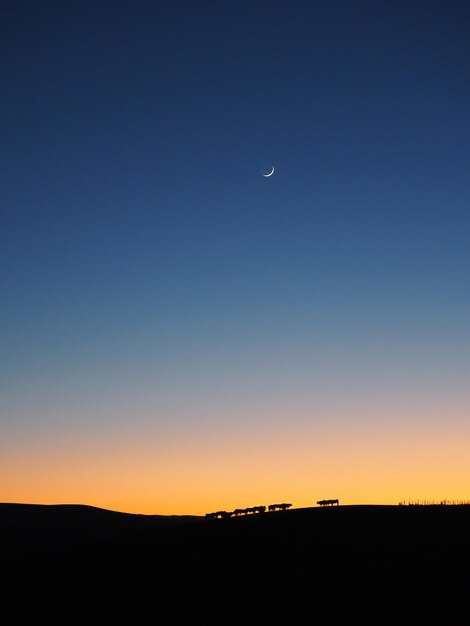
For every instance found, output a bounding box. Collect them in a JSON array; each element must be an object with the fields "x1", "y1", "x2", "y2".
[
  {"x1": 2, "y1": 504, "x2": 469, "y2": 623},
  {"x1": 0, "y1": 503, "x2": 200, "y2": 544}
]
